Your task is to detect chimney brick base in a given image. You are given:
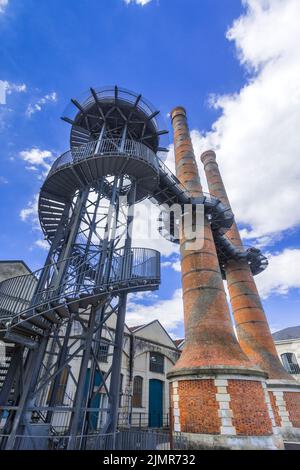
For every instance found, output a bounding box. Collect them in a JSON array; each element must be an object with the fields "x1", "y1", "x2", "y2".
[
  {"x1": 268, "y1": 383, "x2": 300, "y2": 442},
  {"x1": 169, "y1": 373, "x2": 284, "y2": 449}
]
